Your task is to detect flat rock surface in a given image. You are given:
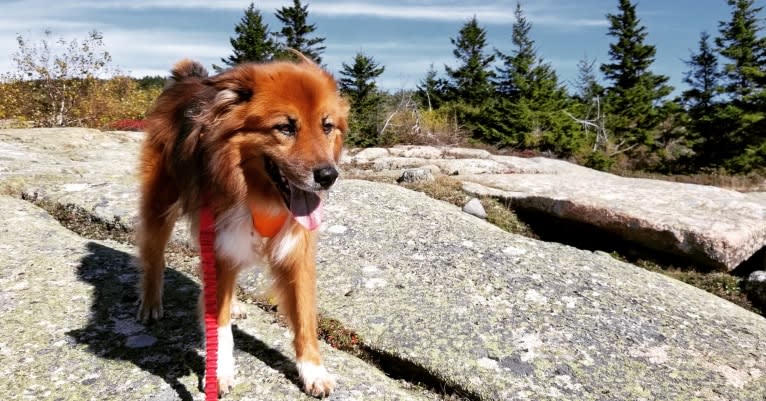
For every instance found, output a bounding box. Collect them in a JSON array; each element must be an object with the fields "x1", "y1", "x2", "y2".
[
  {"x1": 346, "y1": 145, "x2": 766, "y2": 271},
  {"x1": 311, "y1": 180, "x2": 766, "y2": 401},
  {"x1": 0, "y1": 195, "x2": 436, "y2": 401},
  {"x1": 2, "y1": 129, "x2": 766, "y2": 401}
]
